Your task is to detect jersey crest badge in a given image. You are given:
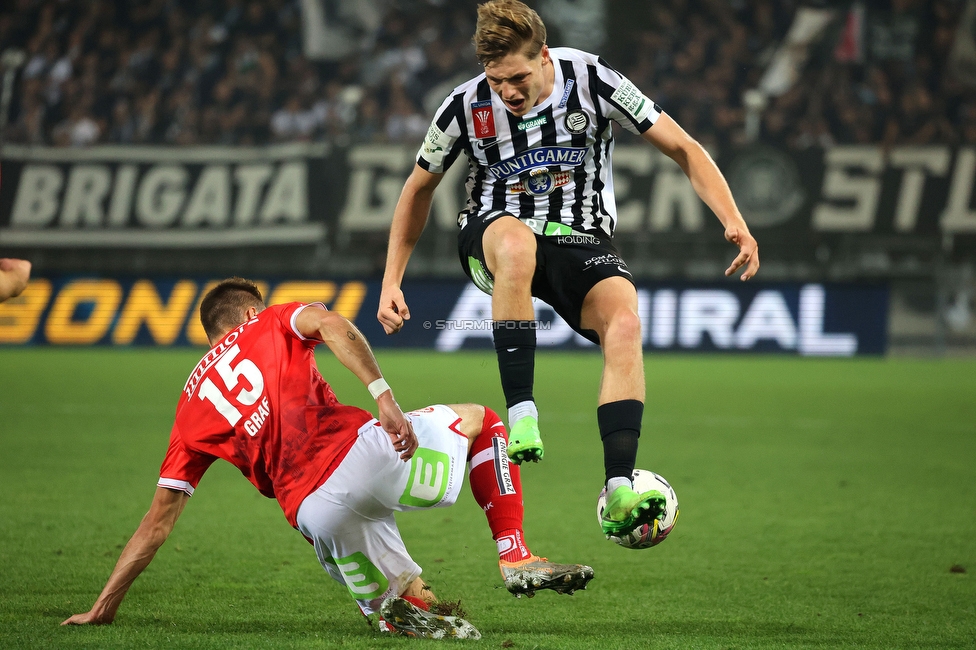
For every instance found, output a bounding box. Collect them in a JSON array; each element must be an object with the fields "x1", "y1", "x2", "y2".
[
  {"x1": 565, "y1": 110, "x2": 589, "y2": 134},
  {"x1": 471, "y1": 100, "x2": 496, "y2": 138},
  {"x1": 525, "y1": 169, "x2": 556, "y2": 196}
]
